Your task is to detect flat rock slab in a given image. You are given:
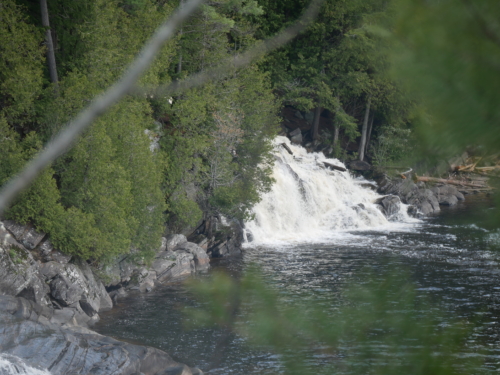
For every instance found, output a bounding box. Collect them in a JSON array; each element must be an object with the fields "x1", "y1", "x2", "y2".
[{"x1": 0, "y1": 295, "x2": 197, "y2": 375}]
